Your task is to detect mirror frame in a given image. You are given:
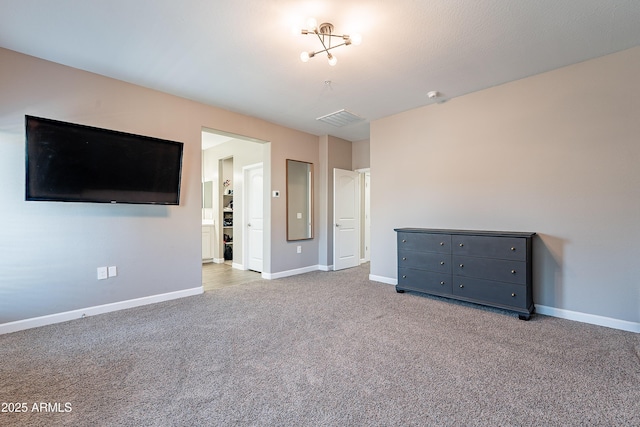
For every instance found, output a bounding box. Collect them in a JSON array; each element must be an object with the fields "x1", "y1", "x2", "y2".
[{"x1": 286, "y1": 159, "x2": 313, "y2": 241}]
